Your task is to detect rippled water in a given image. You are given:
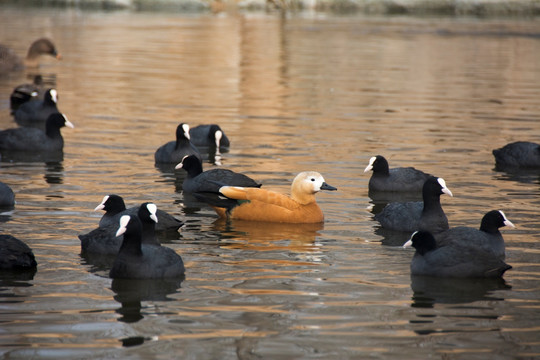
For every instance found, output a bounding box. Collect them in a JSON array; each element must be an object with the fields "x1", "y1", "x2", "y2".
[{"x1": 0, "y1": 6, "x2": 539, "y2": 359}]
